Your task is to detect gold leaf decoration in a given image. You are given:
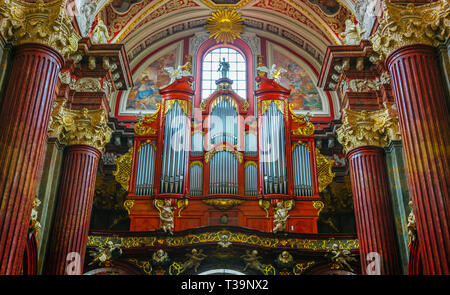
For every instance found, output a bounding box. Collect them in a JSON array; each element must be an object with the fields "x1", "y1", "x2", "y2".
[
  {"x1": 113, "y1": 148, "x2": 133, "y2": 191},
  {"x1": 0, "y1": 0, "x2": 80, "y2": 58},
  {"x1": 371, "y1": 0, "x2": 449, "y2": 59},
  {"x1": 123, "y1": 200, "x2": 135, "y2": 215},
  {"x1": 205, "y1": 9, "x2": 245, "y2": 44},
  {"x1": 290, "y1": 105, "x2": 315, "y2": 136},
  {"x1": 203, "y1": 198, "x2": 244, "y2": 211},
  {"x1": 315, "y1": 148, "x2": 335, "y2": 192},
  {"x1": 134, "y1": 104, "x2": 160, "y2": 136}
]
